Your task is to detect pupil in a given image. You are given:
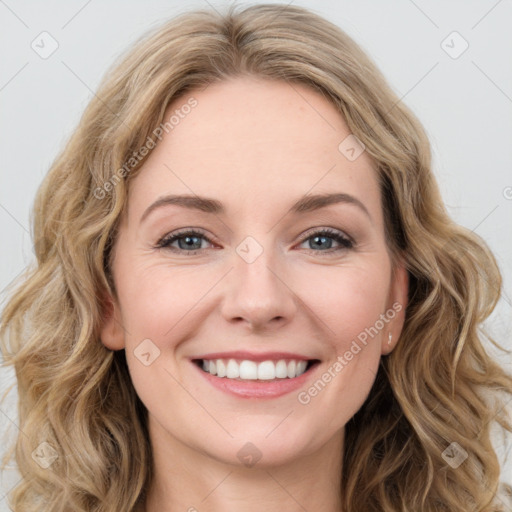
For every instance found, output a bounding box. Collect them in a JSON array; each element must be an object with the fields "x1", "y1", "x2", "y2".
[
  {"x1": 312, "y1": 235, "x2": 332, "y2": 250},
  {"x1": 180, "y1": 236, "x2": 201, "y2": 250}
]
